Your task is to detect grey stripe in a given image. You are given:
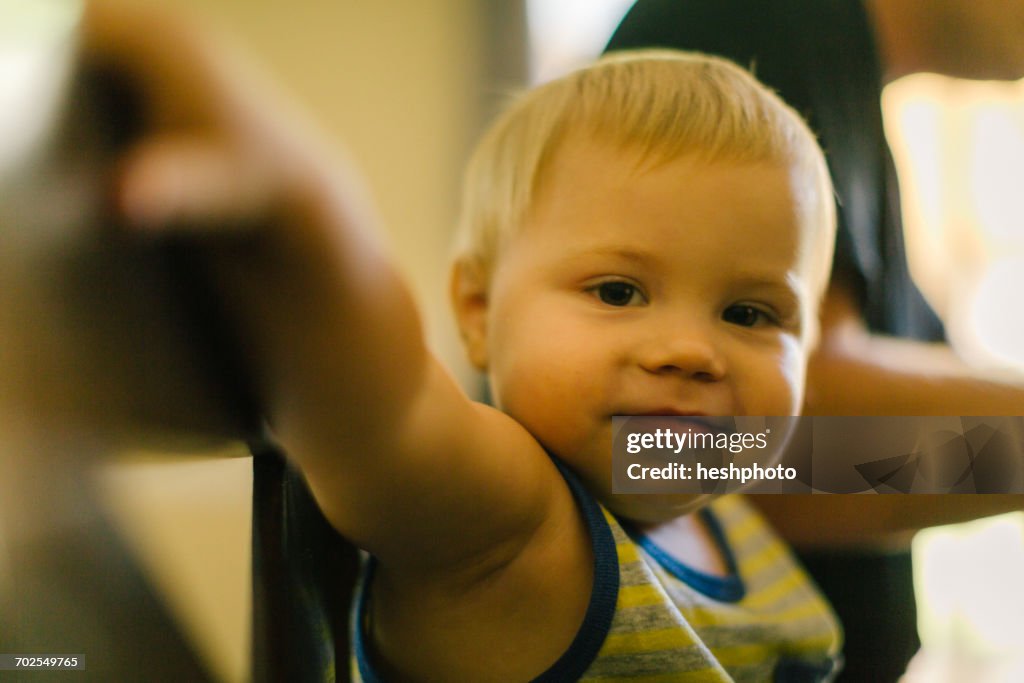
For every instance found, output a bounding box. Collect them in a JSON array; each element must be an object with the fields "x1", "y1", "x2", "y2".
[
  {"x1": 618, "y1": 558, "x2": 654, "y2": 587},
  {"x1": 606, "y1": 604, "x2": 690, "y2": 634},
  {"x1": 696, "y1": 612, "x2": 837, "y2": 649},
  {"x1": 581, "y1": 646, "x2": 719, "y2": 677},
  {"x1": 738, "y1": 550, "x2": 798, "y2": 592},
  {"x1": 727, "y1": 522, "x2": 775, "y2": 560}
]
